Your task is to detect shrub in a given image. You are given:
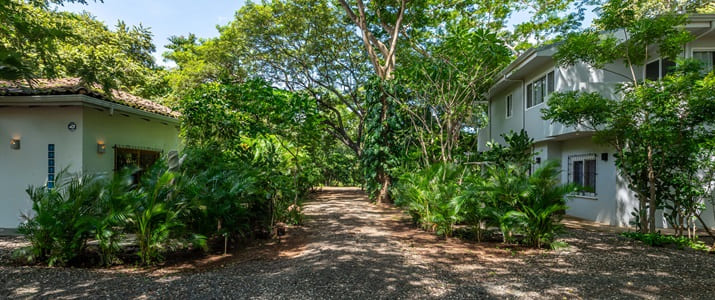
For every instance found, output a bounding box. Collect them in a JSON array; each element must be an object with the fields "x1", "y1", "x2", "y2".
[
  {"x1": 128, "y1": 160, "x2": 198, "y2": 265},
  {"x1": 91, "y1": 168, "x2": 139, "y2": 266},
  {"x1": 621, "y1": 232, "x2": 712, "y2": 251},
  {"x1": 18, "y1": 170, "x2": 105, "y2": 266},
  {"x1": 514, "y1": 161, "x2": 573, "y2": 248},
  {"x1": 394, "y1": 163, "x2": 462, "y2": 237}
]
